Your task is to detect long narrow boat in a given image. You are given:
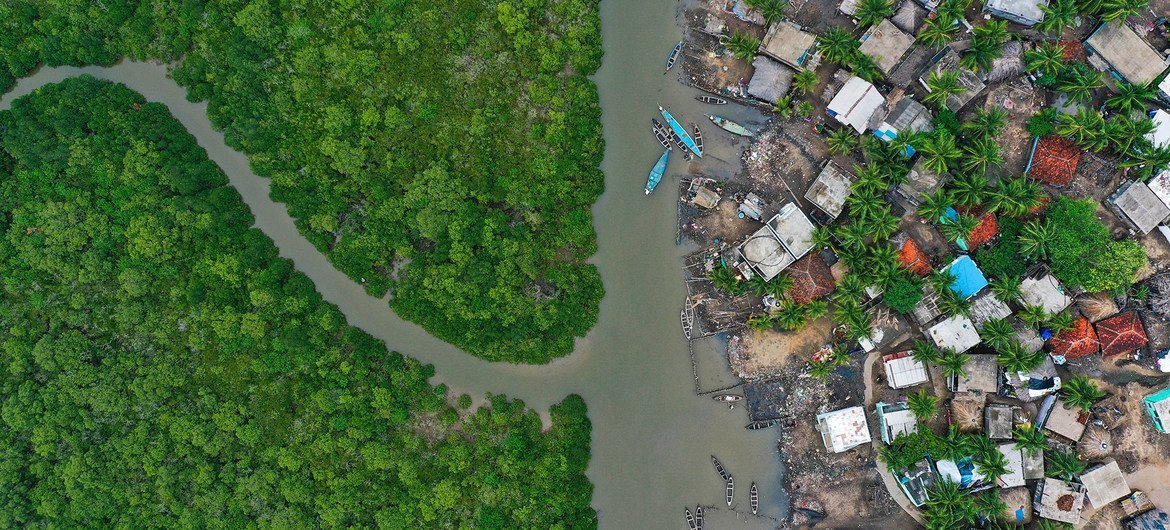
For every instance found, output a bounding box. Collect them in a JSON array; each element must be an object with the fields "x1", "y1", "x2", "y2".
[
  {"x1": 671, "y1": 130, "x2": 689, "y2": 157},
  {"x1": 725, "y1": 476, "x2": 735, "y2": 507},
  {"x1": 665, "y1": 41, "x2": 683, "y2": 73},
  {"x1": 695, "y1": 506, "x2": 704, "y2": 530},
  {"x1": 693, "y1": 124, "x2": 704, "y2": 154},
  {"x1": 712, "y1": 393, "x2": 742, "y2": 403},
  {"x1": 708, "y1": 115, "x2": 754, "y2": 137},
  {"x1": 696, "y1": 95, "x2": 727, "y2": 105},
  {"x1": 750, "y1": 483, "x2": 759, "y2": 515},
  {"x1": 684, "y1": 508, "x2": 696, "y2": 530},
  {"x1": 745, "y1": 420, "x2": 776, "y2": 430},
  {"x1": 659, "y1": 106, "x2": 703, "y2": 158},
  {"x1": 645, "y1": 148, "x2": 668, "y2": 195},
  {"x1": 651, "y1": 119, "x2": 672, "y2": 150},
  {"x1": 711, "y1": 456, "x2": 729, "y2": 481}
]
